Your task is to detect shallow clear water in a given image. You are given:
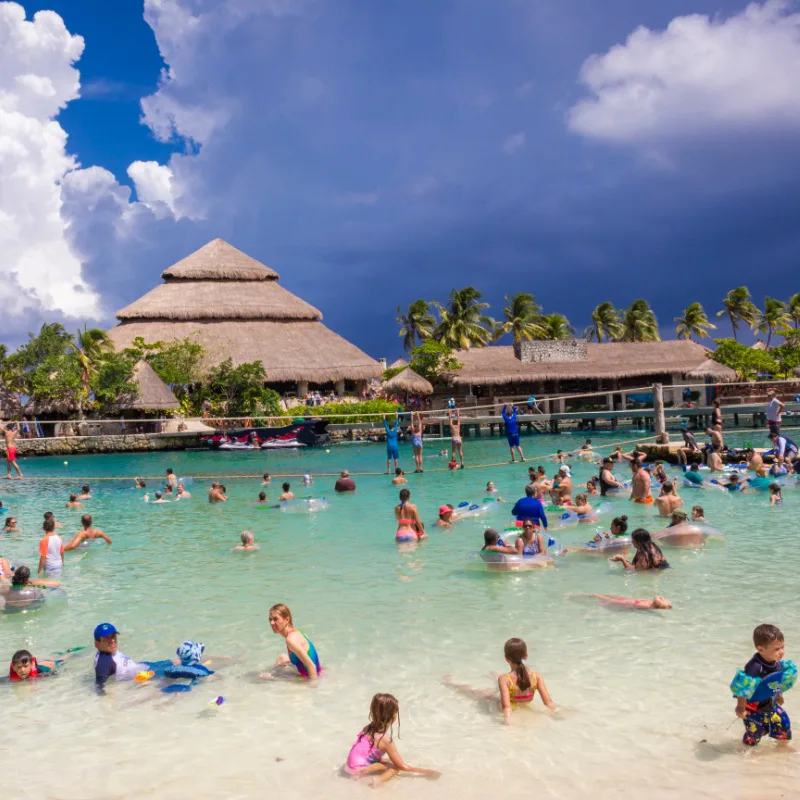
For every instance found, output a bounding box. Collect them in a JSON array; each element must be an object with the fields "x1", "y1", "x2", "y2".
[{"x1": 2, "y1": 432, "x2": 798, "y2": 799}]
